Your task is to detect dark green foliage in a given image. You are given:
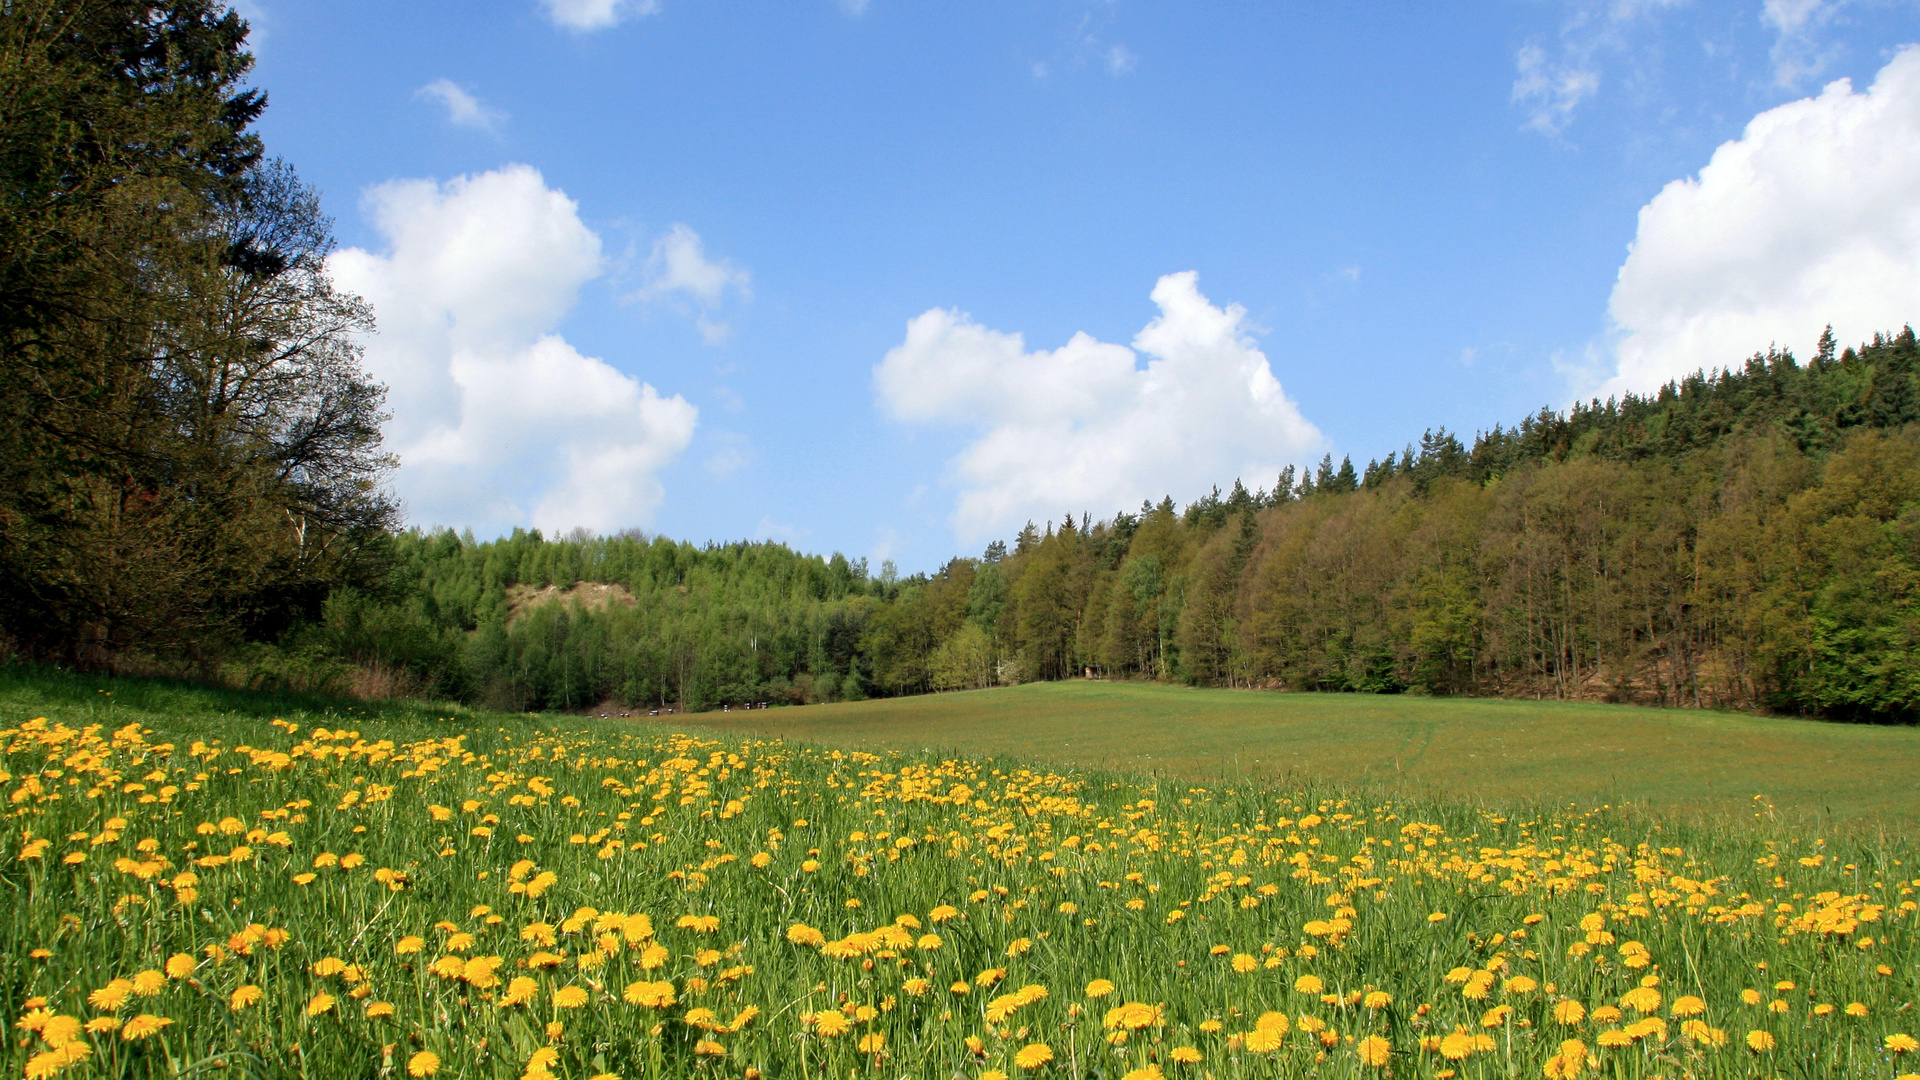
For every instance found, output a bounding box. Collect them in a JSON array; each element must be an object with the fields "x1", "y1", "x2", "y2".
[
  {"x1": 0, "y1": 1, "x2": 394, "y2": 669},
  {"x1": 356, "y1": 330, "x2": 1920, "y2": 723}
]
